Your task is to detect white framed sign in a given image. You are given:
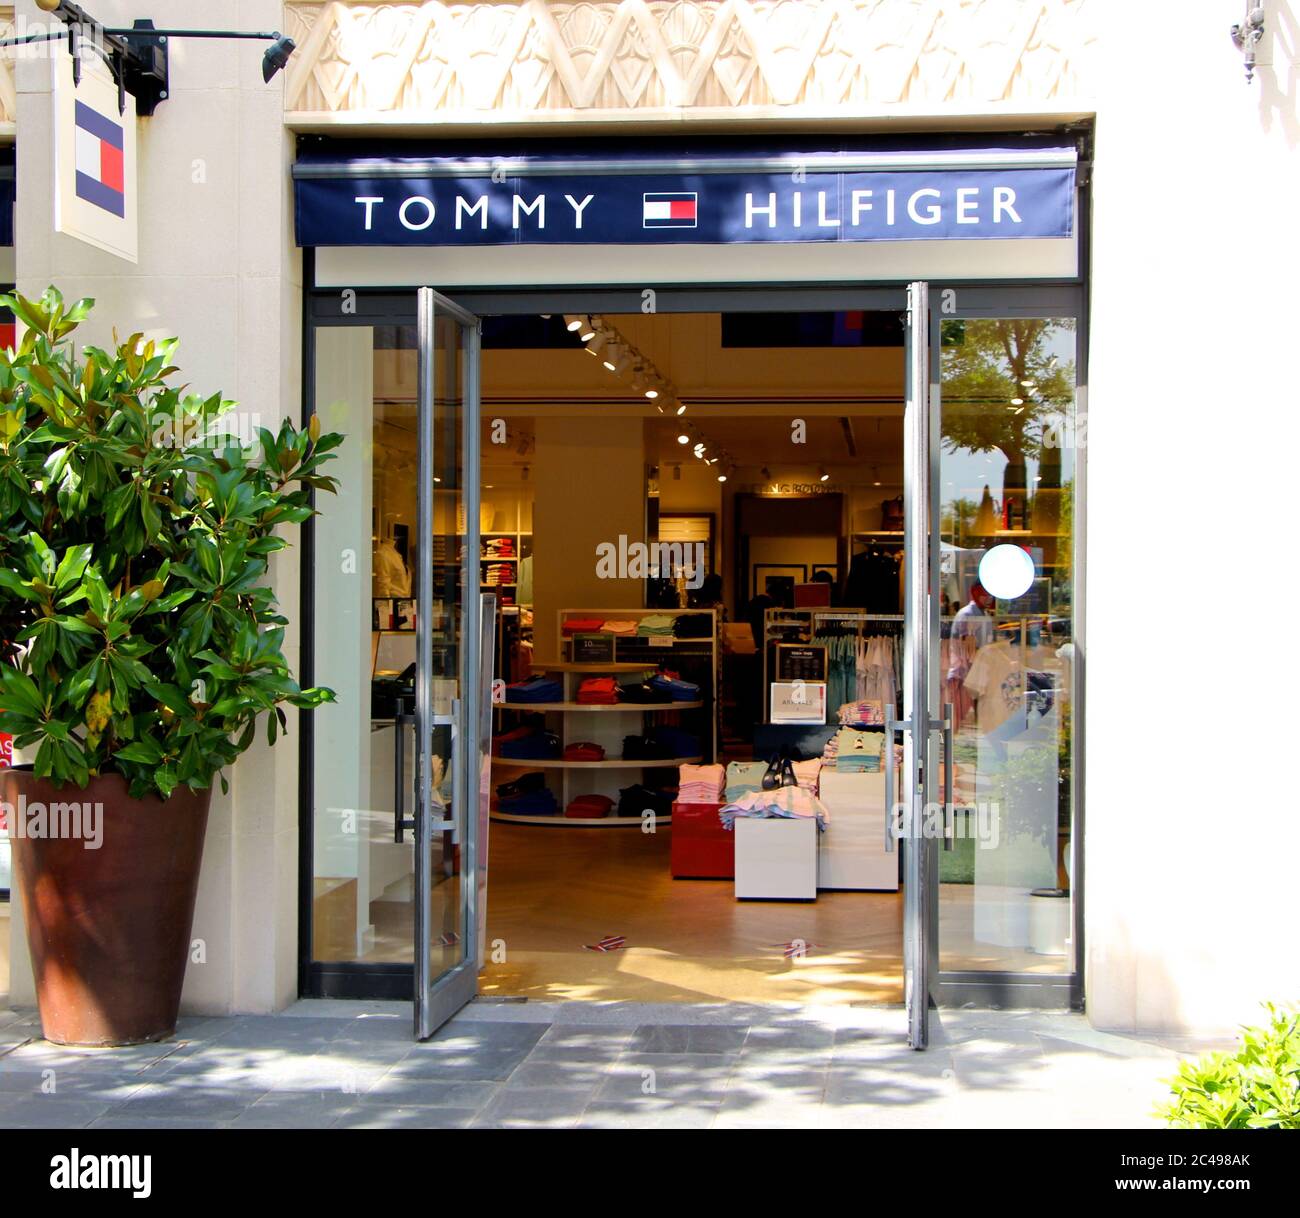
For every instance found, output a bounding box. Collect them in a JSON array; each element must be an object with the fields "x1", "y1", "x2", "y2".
[
  {"x1": 770, "y1": 681, "x2": 827, "y2": 725},
  {"x1": 53, "y1": 47, "x2": 138, "y2": 262}
]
